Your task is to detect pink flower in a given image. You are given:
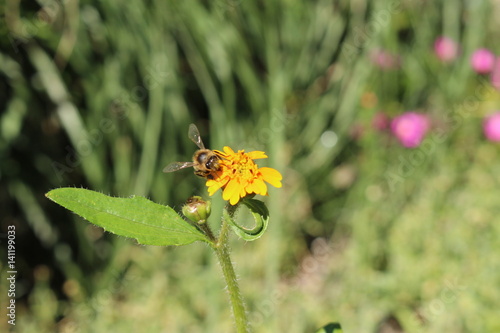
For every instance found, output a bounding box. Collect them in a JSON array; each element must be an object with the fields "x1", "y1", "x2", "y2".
[
  {"x1": 372, "y1": 112, "x2": 390, "y2": 131},
  {"x1": 483, "y1": 112, "x2": 500, "y2": 142},
  {"x1": 369, "y1": 49, "x2": 401, "y2": 70},
  {"x1": 434, "y1": 37, "x2": 459, "y2": 62},
  {"x1": 490, "y1": 57, "x2": 500, "y2": 90},
  {"x1": 391, "y1": 112, "x2": 430, "y2": 148},
  {"x1": 470, "y1": 48, "x2": 495, "y2": 74}
]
